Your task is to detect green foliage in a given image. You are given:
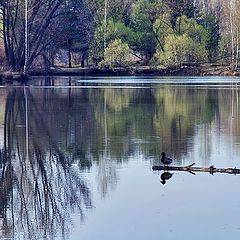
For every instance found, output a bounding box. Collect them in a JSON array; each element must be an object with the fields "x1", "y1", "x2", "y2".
[
  {"x1": 219, "y1": 33, "x2": 232, "y2": 62},
  {"x1": 153, "y1": 15, "x2": 209, "y2": 68},
  {"x1": 88, "y1": 0, "x2": 135, "y2": 25},
  {"x1": 163, "y1": 0, "x2": 197, "y2": 26},
  {"x1": 54, "y1": 6, "x2": 83, "y2": 51},
  {"x1": 107, "y1": 20, "x2": 136, "y2": 46},
  {"x1": 99, "y1": 39, "x2": 131, "y2": 69},
  {"x1": 132, "y1": 0, "x2": 165, "y2": 30},
  {"x1": 131, "y1": 31, "x2": 157, "y2": 60},
  {"x1": 153, "y1": 13, "x2": 173, "y2": 51},
  {"x1": 107, "y1": 0, "x2": 135, "y2": 25},
  {"x1": 176, "y1": 15, "x2": 210, "y2": 45},
  {"x1": 131, "y1": 0, "x2": 165, "y2": 59},
  {"x1": 90, "y1": 19, "x2": 135, "y2": 64},
  {"x1": 198, "y1": 12, "x2": 220, "y2": 60},
  {"x1": 88, "y1": 1, "x2": 221, "y2": 67},
  {"x1": 89, "y1": 24, "x2": 105, "y2": 64},
  {"x1": 154, "y1": 34, "x2": 208, "y2": 68},
  {"x1": 2, "y1": 0, "x2": 224, "y2": 70}
]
